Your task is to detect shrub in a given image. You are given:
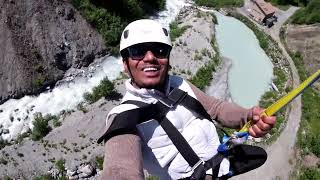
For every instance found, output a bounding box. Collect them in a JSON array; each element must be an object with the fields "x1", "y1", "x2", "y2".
[
  {"x1": 52, "y1": 118, "x2": 61, "y2": 127},
  {"x1": 84, "y1": 77, "x2": 118, "y2": 103},
  {"x1": 32, "y1": 76, "x2": 46, "y2": 88},
  {"x1": 193, "y1": 52, "x2": 203, "y2": 61},
  {"x1": 190, "y1": 60, "x2": 216, "y2": 90},
  {"x1": 210, "y1": 13, "x2": 218, "y2": 24},
  {"x1": 72, "y1": 0, "x2": 167, "y2": 55},
  {"x1": 4, "y1": 176, "x2": 12, "y2": 180},
  {"x1": 15, "y1": 130, "x2": 31, "y2": 144},
  {"x1": 0, "y1": 139, "x2": 10, "y2": 150},
  {"x1": 33, "y1": 175, "x2": 53, "y2": 180},
  {"x1": 96, "y1": 156, "x2": 104, "y2": 170},
  {"x1": 31, "y1": 113, "x2": 51, "y2": 141},
  {"x1": 300, "y1": 168, "x2": 320, "y2": 180},
  {"x1": 72, "y1": 0, "x2": 125, "y2": 48},
  {"x1": 169, "y1": 21, "x2": 191, "y2": 42},
  {"x1": 291, "y1": 0, "x2": 320, "y2": 24},
  {"x1": 146, "y1": 175, "x2": 160, "y2": 180},
  {"x1": 77, "y1": 103, "x2": 88, "y2": 113},
  {"x1": 55, "y1": 158, "x2": 66, "y2": 173},
  {"x1": 193, "y1": 0, "x2": 244, "y2": 8}
]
